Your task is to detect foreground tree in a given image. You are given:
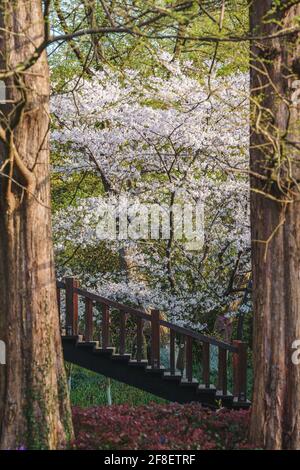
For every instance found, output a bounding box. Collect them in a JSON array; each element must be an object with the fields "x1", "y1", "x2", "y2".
[
  {"x1": 0, "y1": 0, "x2": 241, "y2": 450},
  {"x1": 0, "y1": 1, "x2": 73, "y2": 449},
  {"x1": 249, "y1": 1, "x2": 300, "y2": 449}
]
